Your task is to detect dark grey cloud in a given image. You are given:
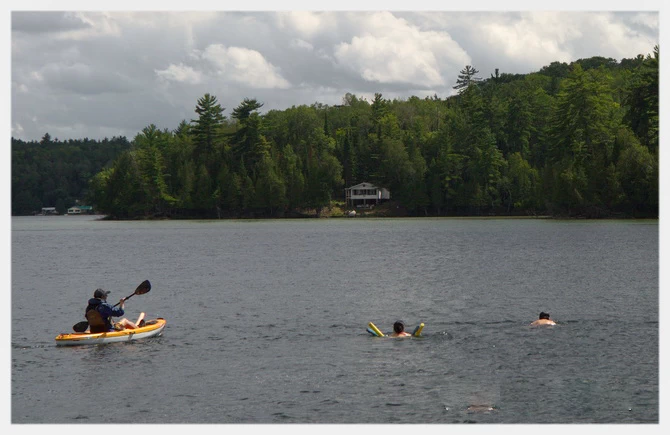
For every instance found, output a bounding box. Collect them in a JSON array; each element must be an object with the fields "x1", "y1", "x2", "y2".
[
  {"x1": 11, "y1": 11, "x2": 90, "y2": 34},
  {"x1": 41, "y1": 63, "x2": 136, "y2": 95}
]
